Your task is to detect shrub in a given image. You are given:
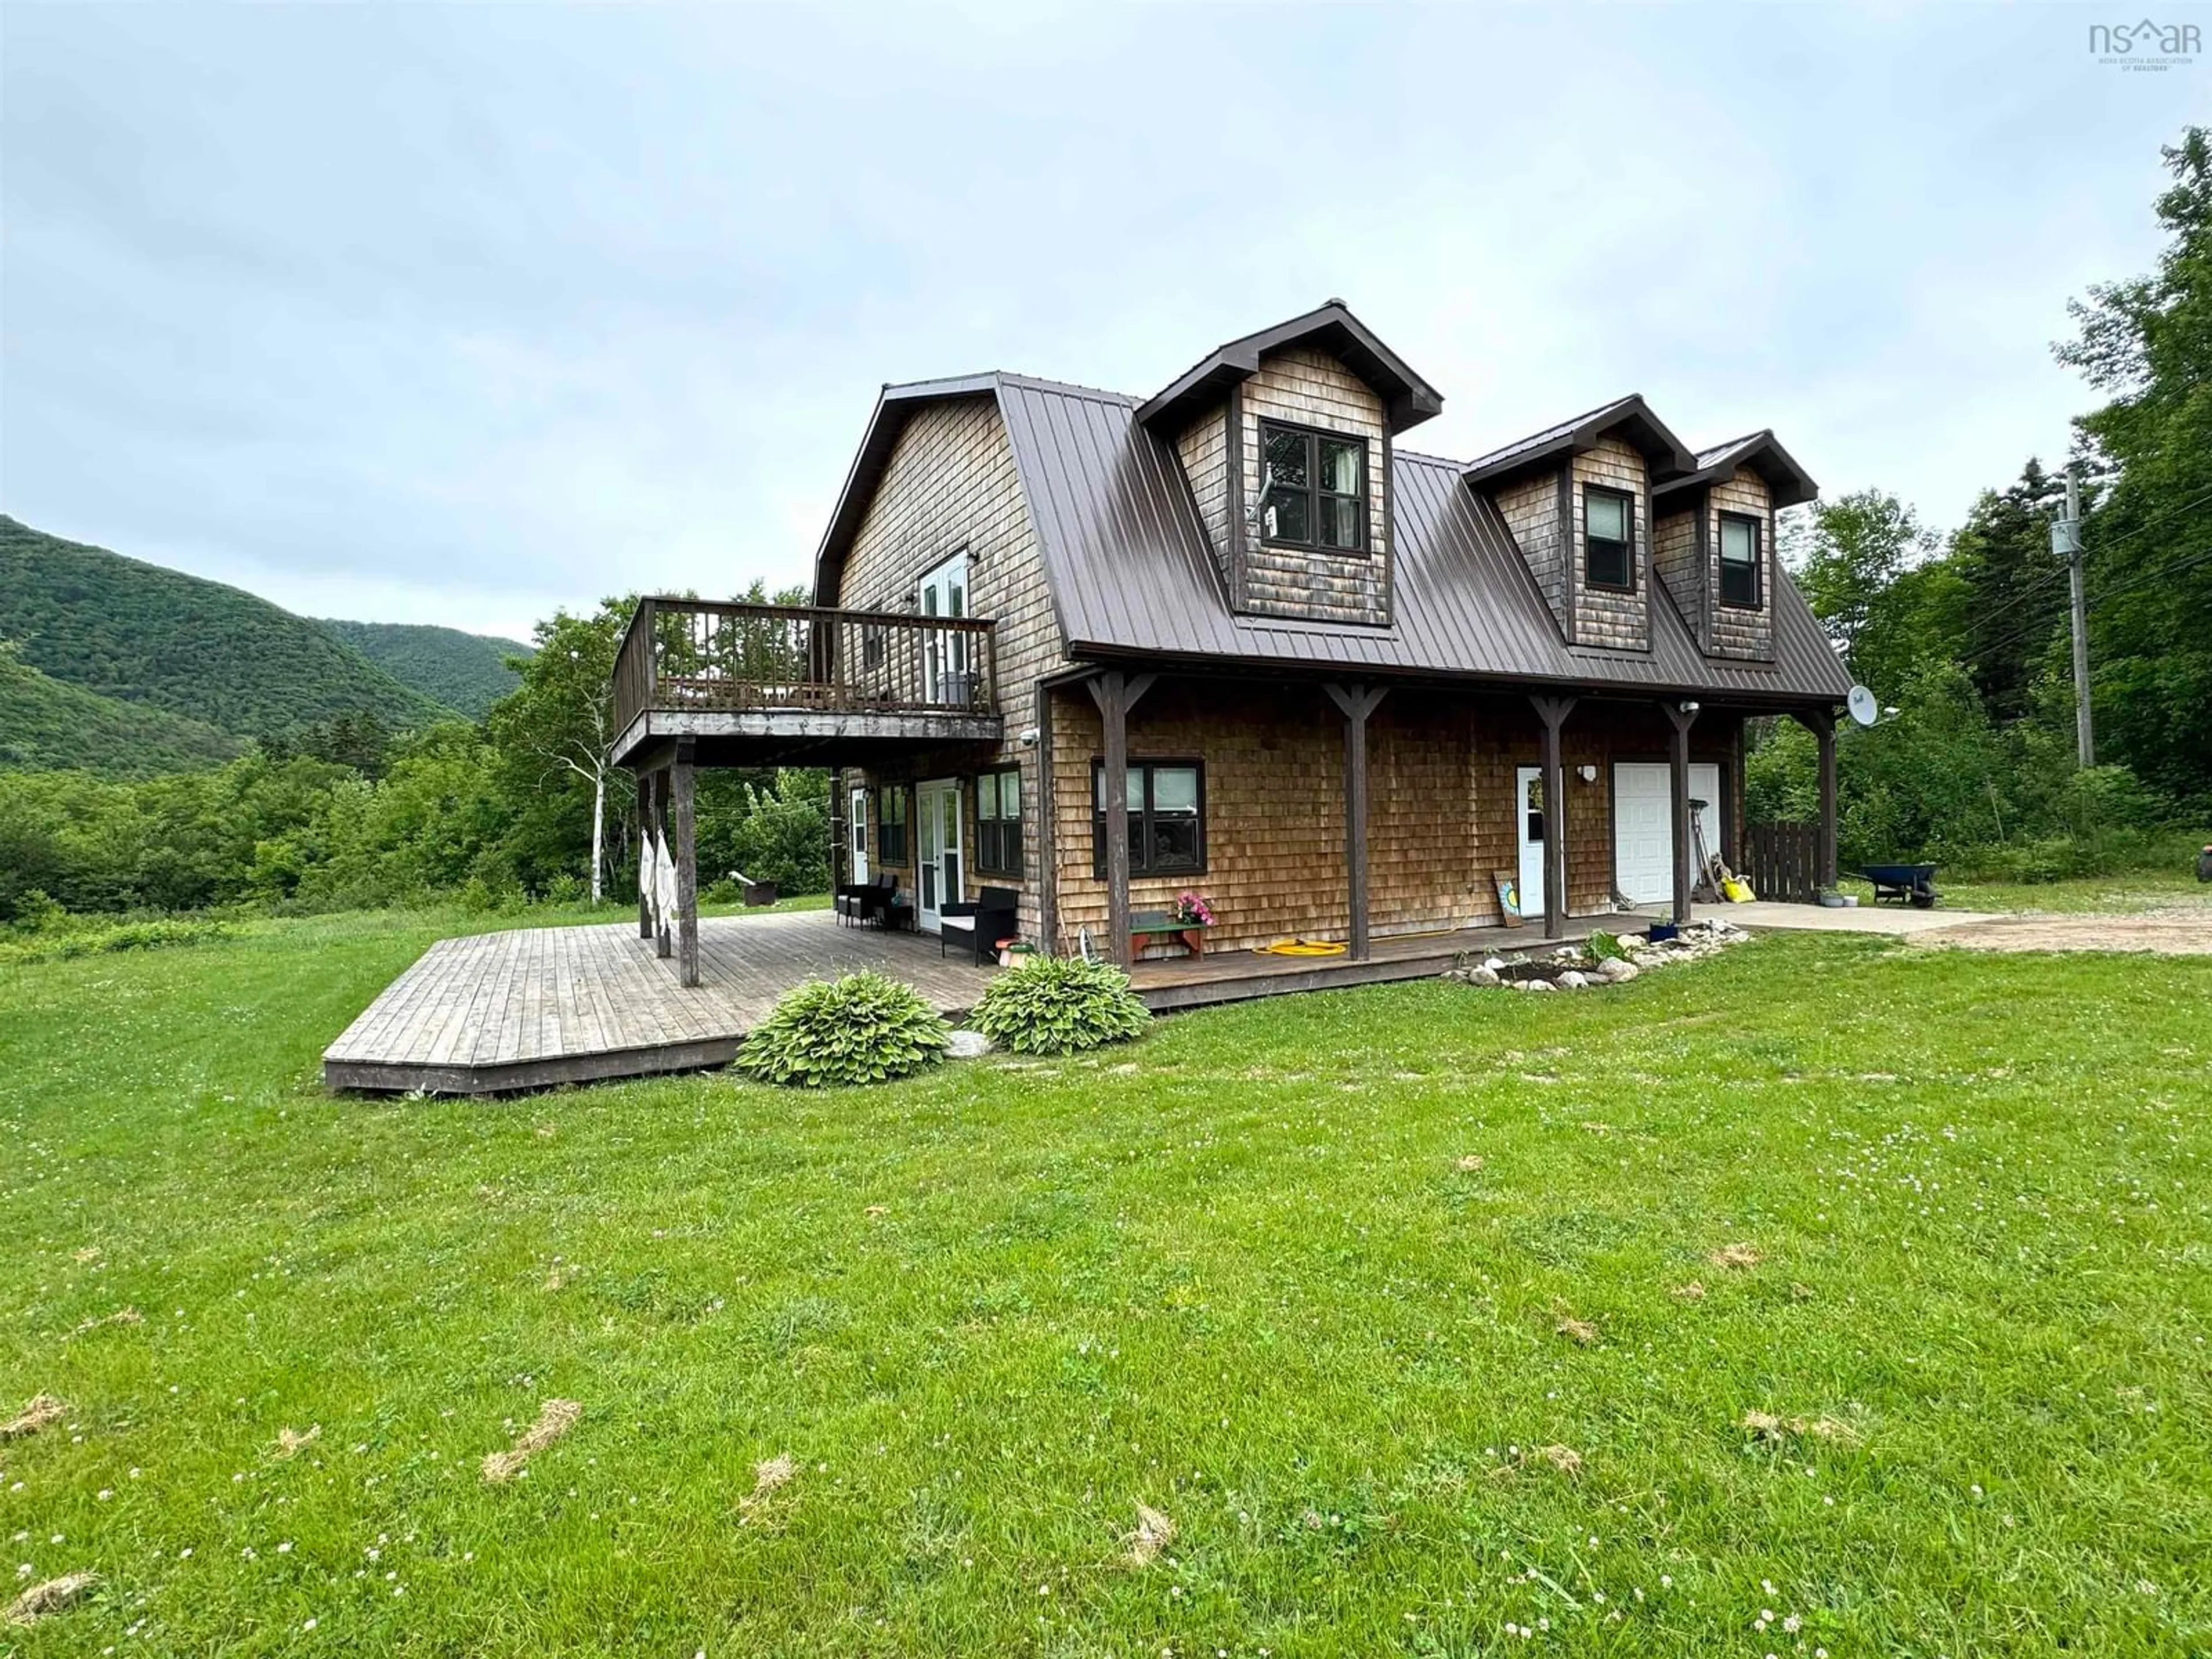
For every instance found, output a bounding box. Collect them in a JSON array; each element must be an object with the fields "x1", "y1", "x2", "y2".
[
  {"x1": 1586, "y1": 929, "x2": 1626, "y2": 962},
  {"x1": 733, "y1": 971, "x2": 949, "y2": 1087},
  {"x1": 0, "y1": 916, "x2": 230, "y2": 965},
  {"x1": 969, "y1": 954, "x2": 1149, "y2": 1056},
  {"x1": 540, "y1": 872, "x2": 587, "y2": 905}
]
